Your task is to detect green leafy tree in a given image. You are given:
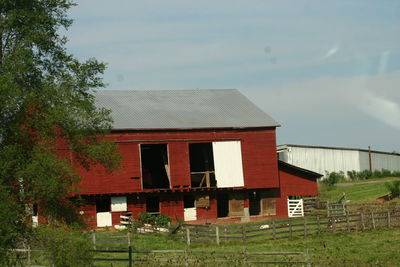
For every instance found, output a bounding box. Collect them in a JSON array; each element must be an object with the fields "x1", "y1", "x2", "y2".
[{"x1": 0, "y1": 0, "x2": 120, "y2": 261}]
